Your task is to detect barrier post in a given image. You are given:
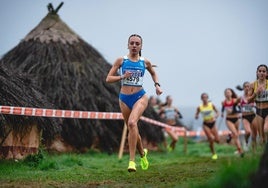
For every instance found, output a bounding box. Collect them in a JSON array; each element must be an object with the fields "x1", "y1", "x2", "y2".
[
  {"x1": 183, "y1": 130, "x2": 187, "y2": 154},
  {"x1": 118, "y1": 123, "x2": 128, "y2": 159}
]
